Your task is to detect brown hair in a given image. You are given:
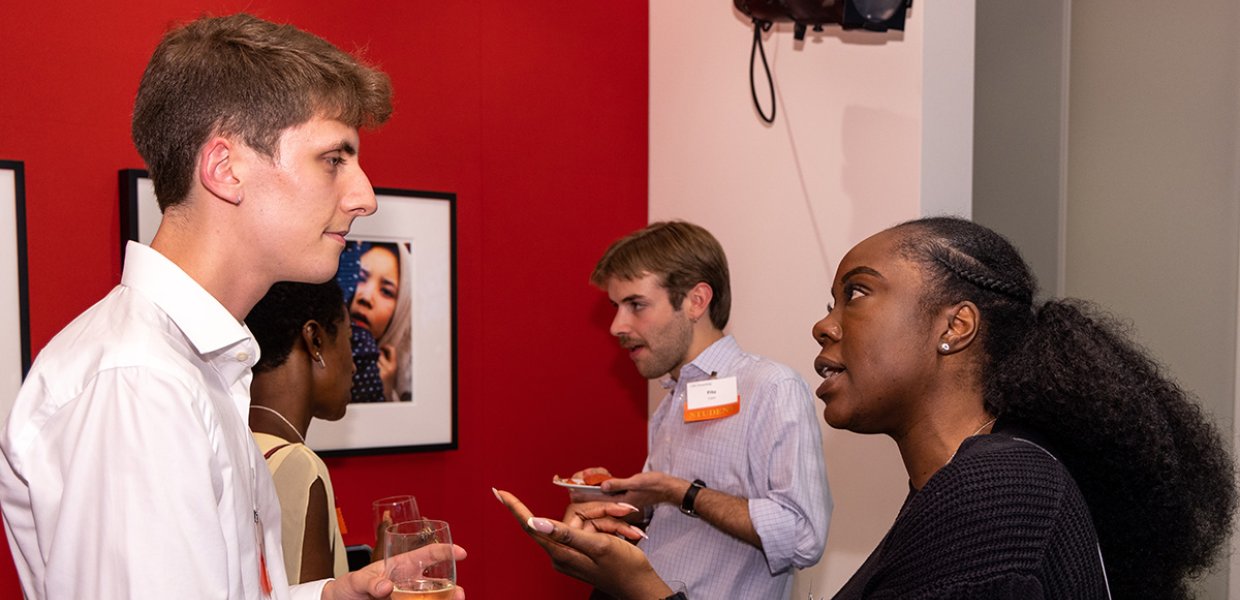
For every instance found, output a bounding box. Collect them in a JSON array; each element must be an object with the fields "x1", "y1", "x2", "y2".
[
  {"x1": 590, "y1": 221, "x2": 731, "y2": 330},
  {"x1": 131, "y1": 13, "x2": 393, "y2": 209}
]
